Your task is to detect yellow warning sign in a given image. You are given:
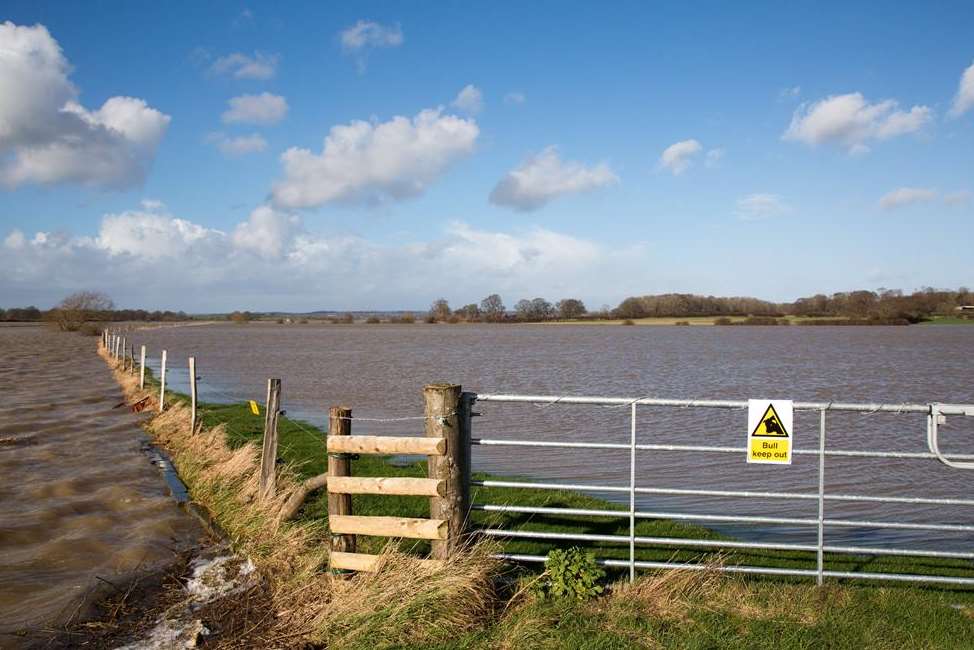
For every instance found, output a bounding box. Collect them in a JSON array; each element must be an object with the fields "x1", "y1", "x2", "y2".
[
  {"x1": 249, "y1": 400, "x2": 260, "y2": 415},
  {"x1": 747, "y1": 399, "x2": 793, "y2": 464}
]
